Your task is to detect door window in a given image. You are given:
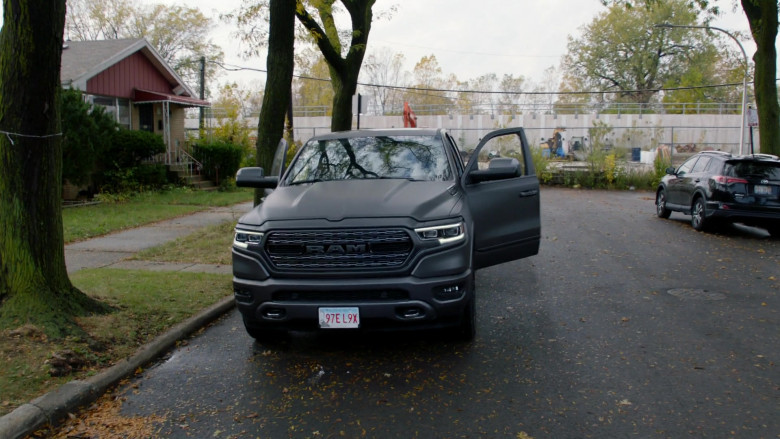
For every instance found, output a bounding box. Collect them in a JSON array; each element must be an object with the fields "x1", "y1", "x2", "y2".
[
  {"x1": 691, "y1": 156, "x2": 711, "y2": 173},
  {"x1": 676, "y1": 157, "x2": 699, "y2": 176},
  {"x1": 475, "y1": 134, "x2": 526, "y2": 175}
]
